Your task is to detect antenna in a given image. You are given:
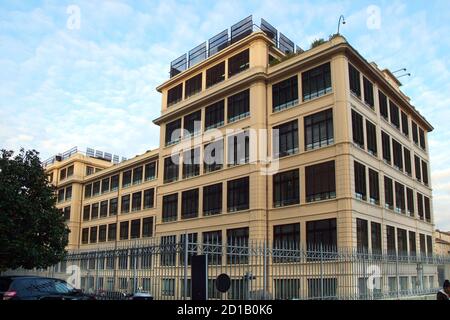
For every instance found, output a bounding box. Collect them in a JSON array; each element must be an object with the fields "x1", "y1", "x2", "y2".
[{"x1": 392, "y1": 68, "x2": 407, "y2": 74}]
